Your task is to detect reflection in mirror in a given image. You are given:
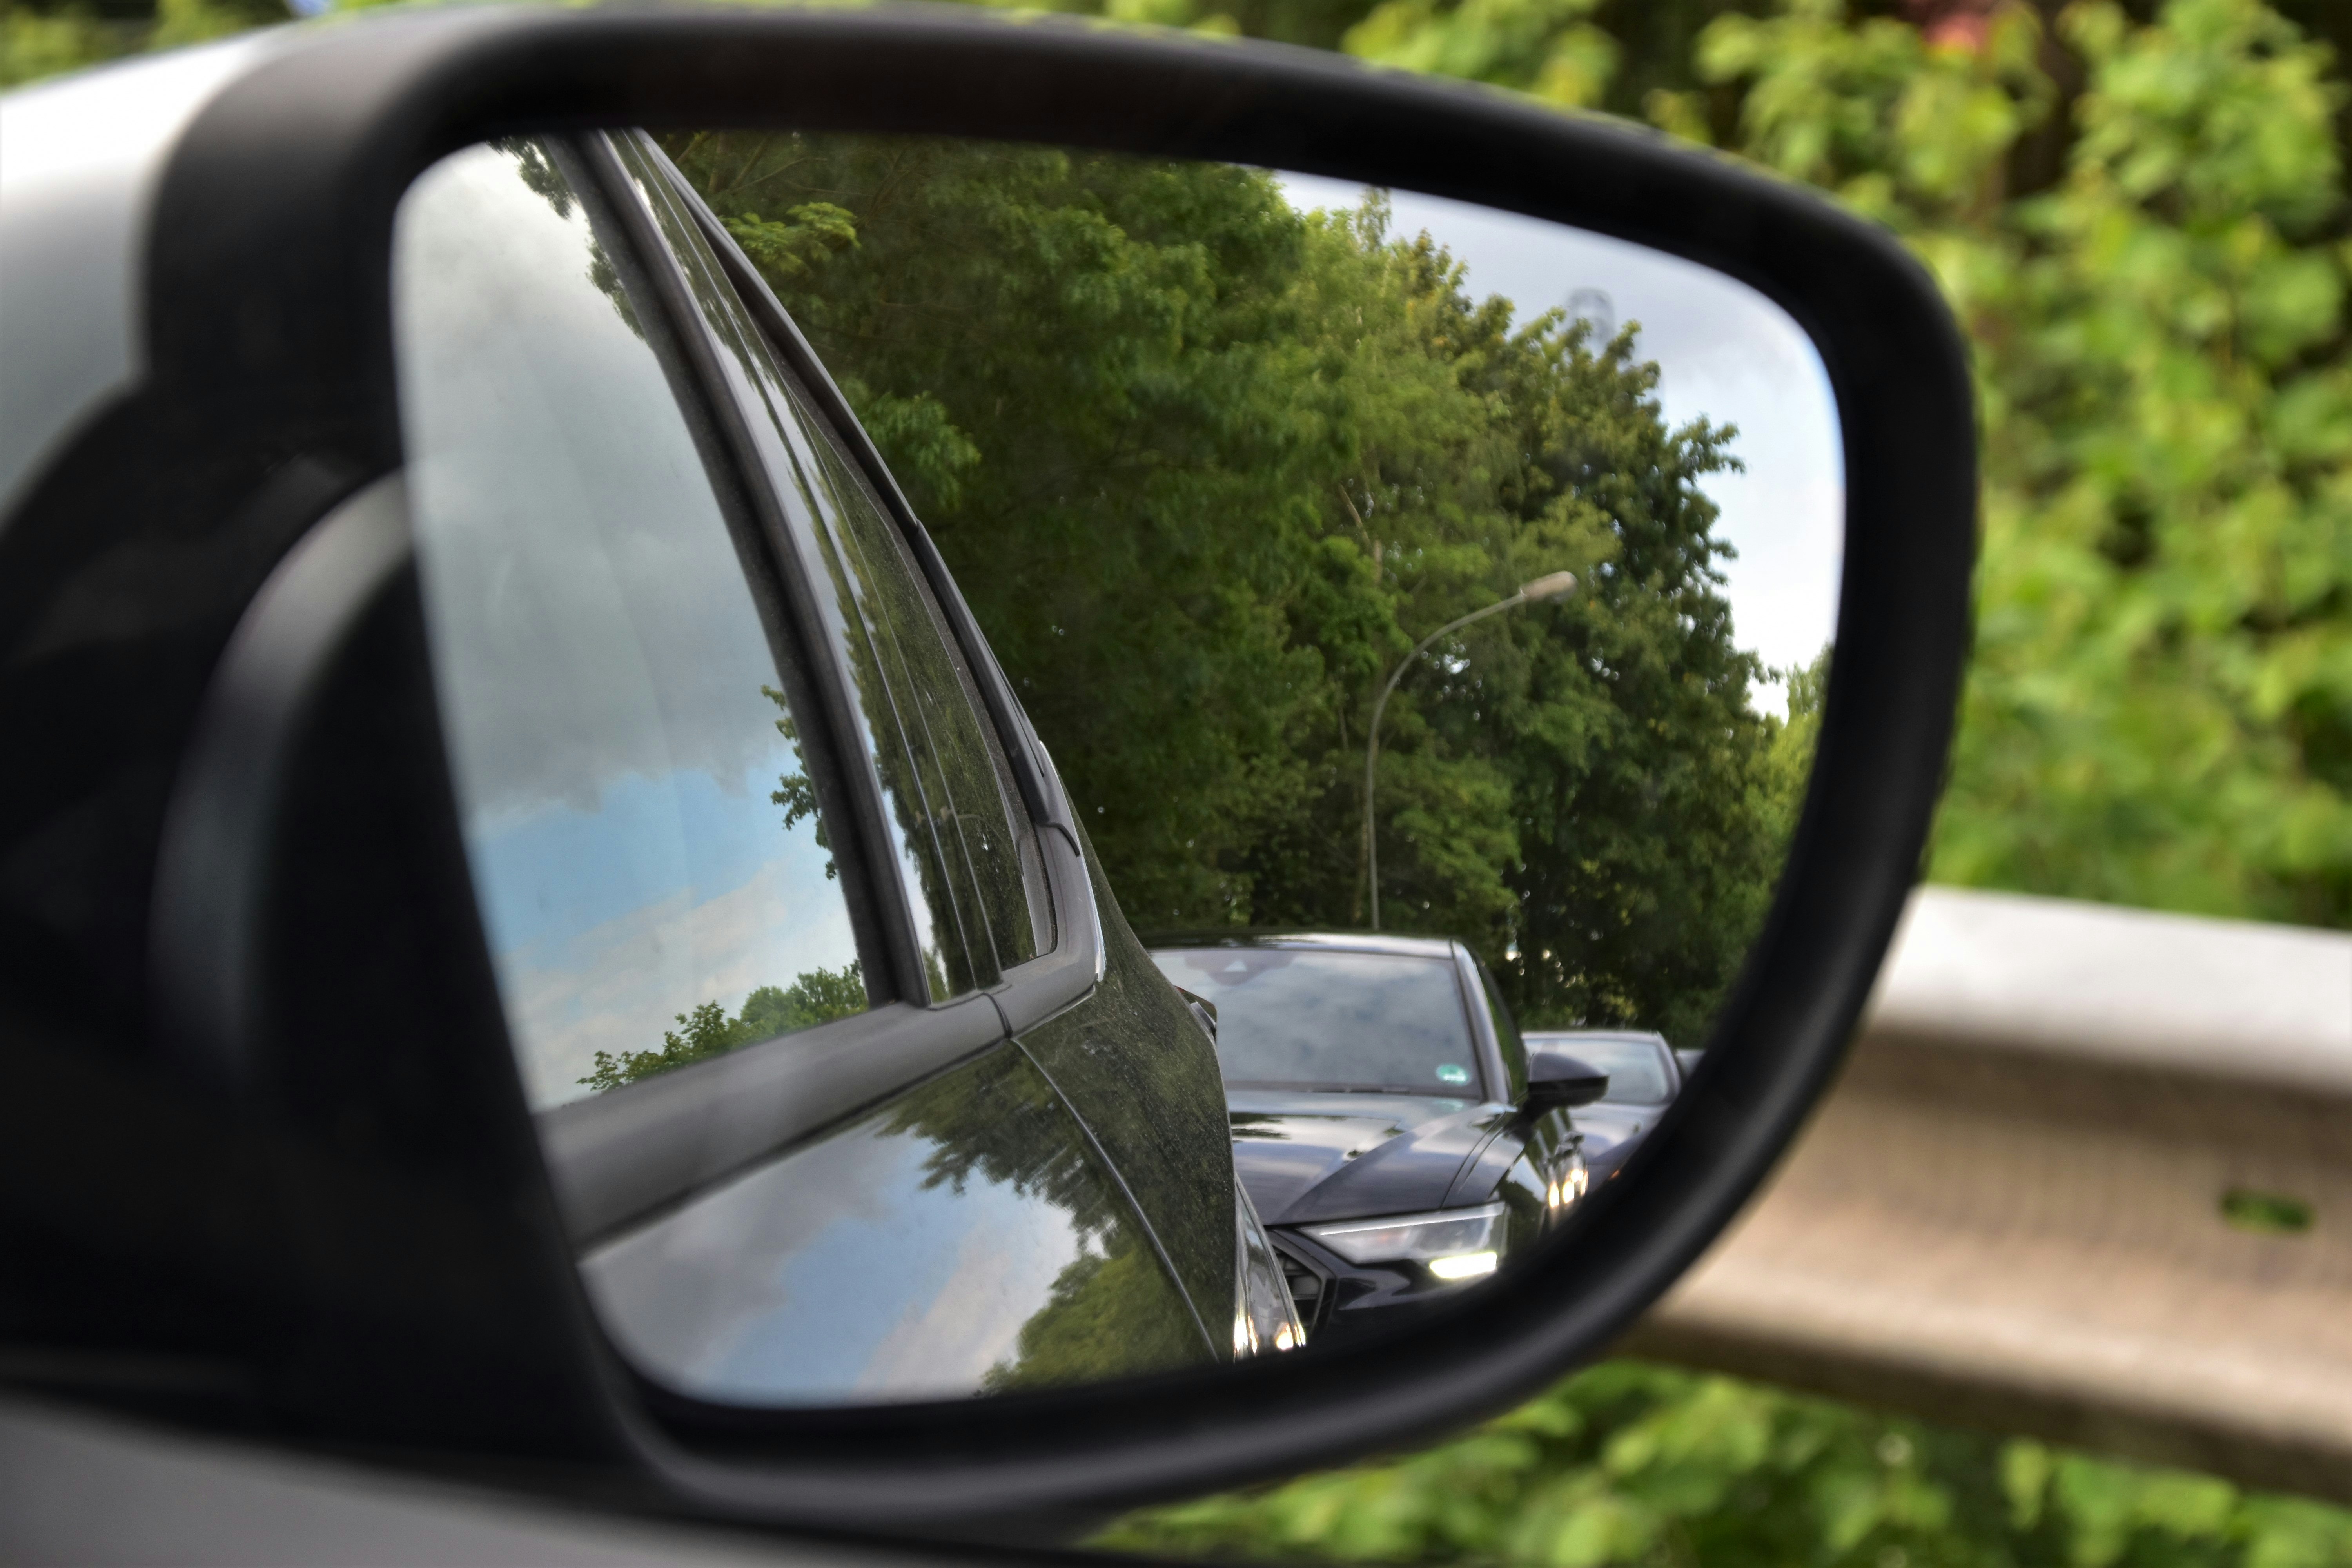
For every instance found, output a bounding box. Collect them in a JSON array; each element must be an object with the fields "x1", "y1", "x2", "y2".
[
  {"x1": 583, "y1": 1042, "x2": 1213, "y2": 1402},
  {"x1": 393, "y1": 125, "x2": 1840, "y2": 1407}
]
